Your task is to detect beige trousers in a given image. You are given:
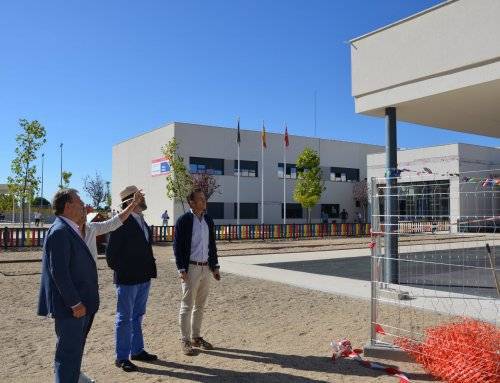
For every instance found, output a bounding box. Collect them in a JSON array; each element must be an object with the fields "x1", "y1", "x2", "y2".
[{"x1": 179, "y1": 264, "x2": 211, "y2": 341}]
